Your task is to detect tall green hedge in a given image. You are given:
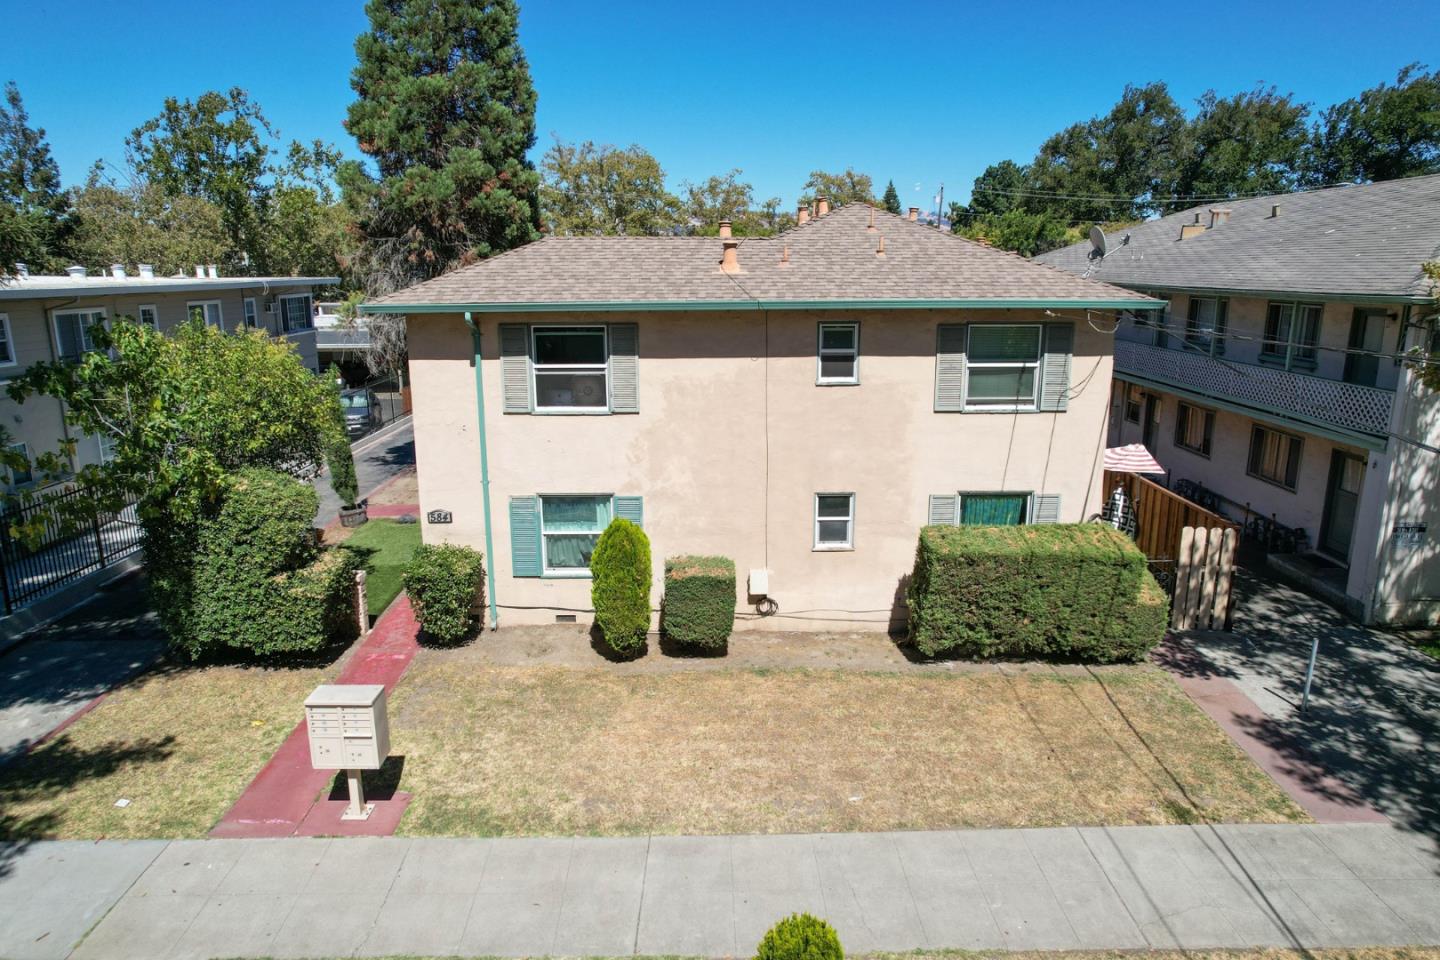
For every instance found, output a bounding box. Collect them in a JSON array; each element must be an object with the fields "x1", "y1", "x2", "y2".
[
  {"x1": 404, "y1": 543, "x2": 485, "y2": 644},
  {"x1": 906, "y1": 523, "x2": 1167, "y2": 661},
  {"x1": 170, "y1": 468, "x2": 362, "y2": 660},
  {"x1": 662, "y1": 555, "x2": 735, "y2": 647},
  {"x1": 590, "y1": 518, "x2": 652, "y2": 655}
]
